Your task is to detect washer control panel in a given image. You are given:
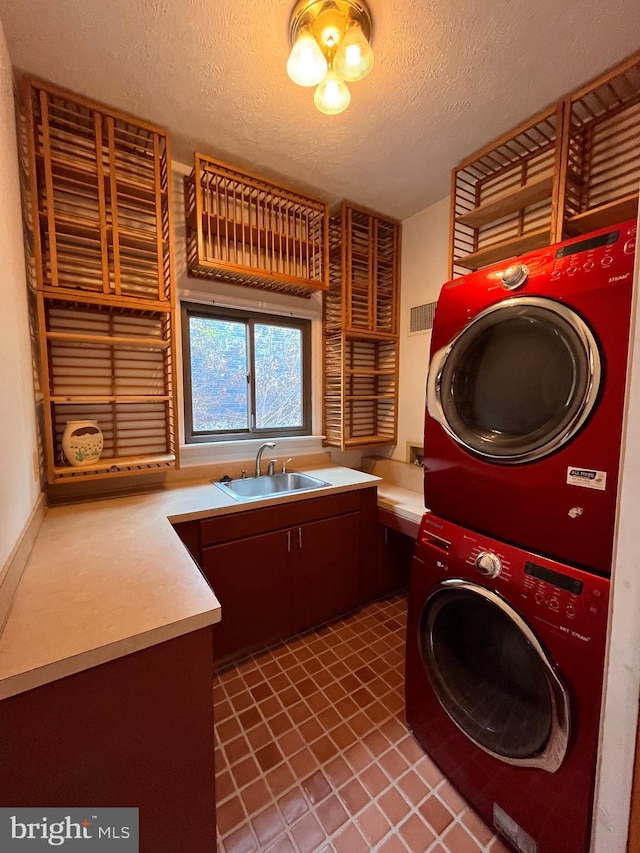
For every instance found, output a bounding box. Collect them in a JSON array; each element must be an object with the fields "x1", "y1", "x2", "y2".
[
  {"x1": 475, "y1": 551, "x2": 502, "y2": 578},
  {"x1": 417, "y1": 514, "x2": 609, "y2": 638}
]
